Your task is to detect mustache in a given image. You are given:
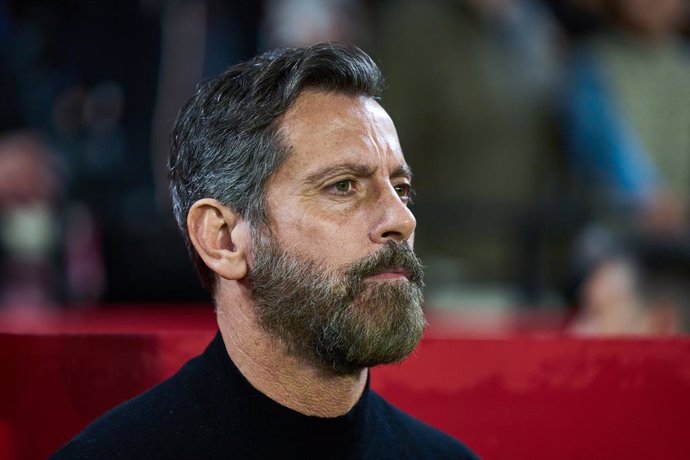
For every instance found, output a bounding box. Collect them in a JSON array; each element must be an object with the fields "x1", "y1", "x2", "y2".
[{"x1": 344, "y1": 241, "x2": 425, "y2": 287}]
